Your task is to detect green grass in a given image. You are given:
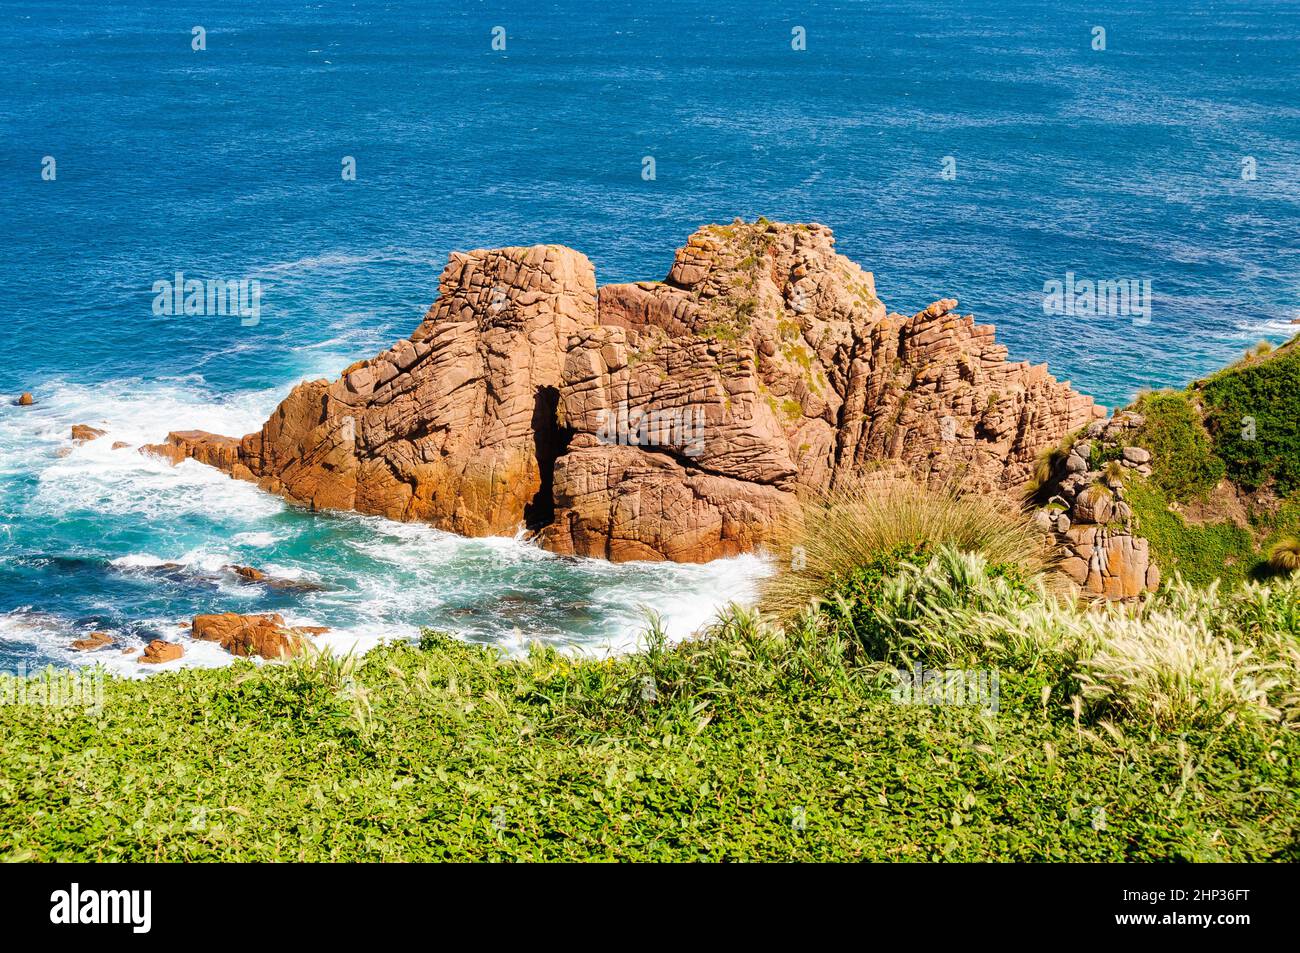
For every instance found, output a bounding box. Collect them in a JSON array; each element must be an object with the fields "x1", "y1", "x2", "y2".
[
  {"x1": 2, "y1": 598, "x2": 1297, "y2": 862},
  {"x1": 1125, "y1": 479, "x2": 1258, "y2": 588},
  {"x1": 1198, "y1": 335, "x2": 1300, "y2": 495},
  {"x1": 1128, "y1": 390, "x2": 1226, "y2": 502},
  {"x1": 1122, "y1": 476, "x2": 1300, "y2": 588}
]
